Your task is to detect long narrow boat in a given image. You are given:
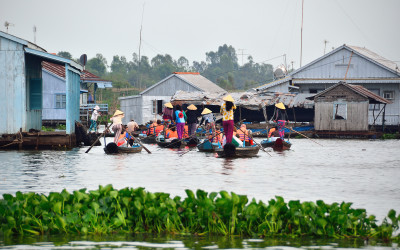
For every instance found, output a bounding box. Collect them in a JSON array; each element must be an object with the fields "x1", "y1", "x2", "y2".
[
  {"x1": 215, "y1": 145, "x2": 260, "y2": 158},
  {"x1": 139, "y1": 135, "x2": 157, "y2": 144},
  {"x1": 197, "y1": 140, "x2": 220, "y2": 152},
  {"x1": 104, "y1": 143, "x2": 143, "y2": 154},
  {"x1": 260, "y1": 138, "x2": 292, "y2": 150},
  {"x1": 156, "y1": 139, "x2": 184, "y2": 148}
]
